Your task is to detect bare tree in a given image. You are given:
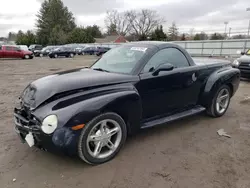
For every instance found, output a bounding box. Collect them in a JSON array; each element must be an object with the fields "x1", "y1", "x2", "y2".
[
  {"x1": 105, "y1": 10, "x2": 131, "y2": 36},
  {"x1": 168, "y1": 22, "x2": 179, "y2": 41},
  {"x1": 125, "y1": 9, "x2": 165, "y2": 40}
]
